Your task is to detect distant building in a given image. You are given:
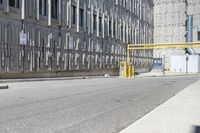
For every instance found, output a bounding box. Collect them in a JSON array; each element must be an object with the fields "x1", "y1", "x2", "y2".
[
  {"x1": 154, "y1": 0, "x2": 200, "y2": 68},
  {"x1": 0, "y1": 0, "x2": 153, "y2": 73}
]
